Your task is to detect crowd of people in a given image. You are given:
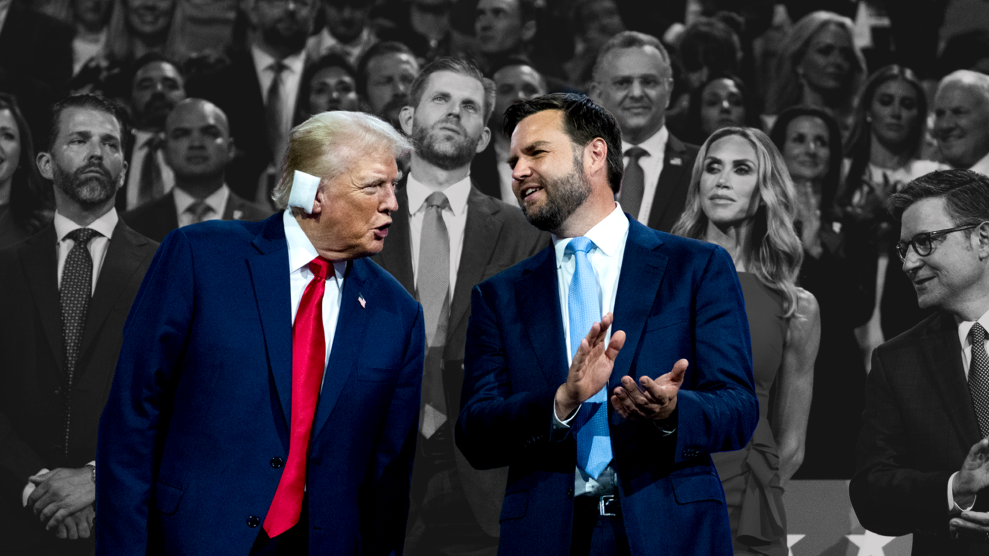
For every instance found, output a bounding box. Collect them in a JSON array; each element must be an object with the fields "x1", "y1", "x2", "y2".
[{"x1": 3, "y1": 0, "x2": 989, "y2": 555}]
